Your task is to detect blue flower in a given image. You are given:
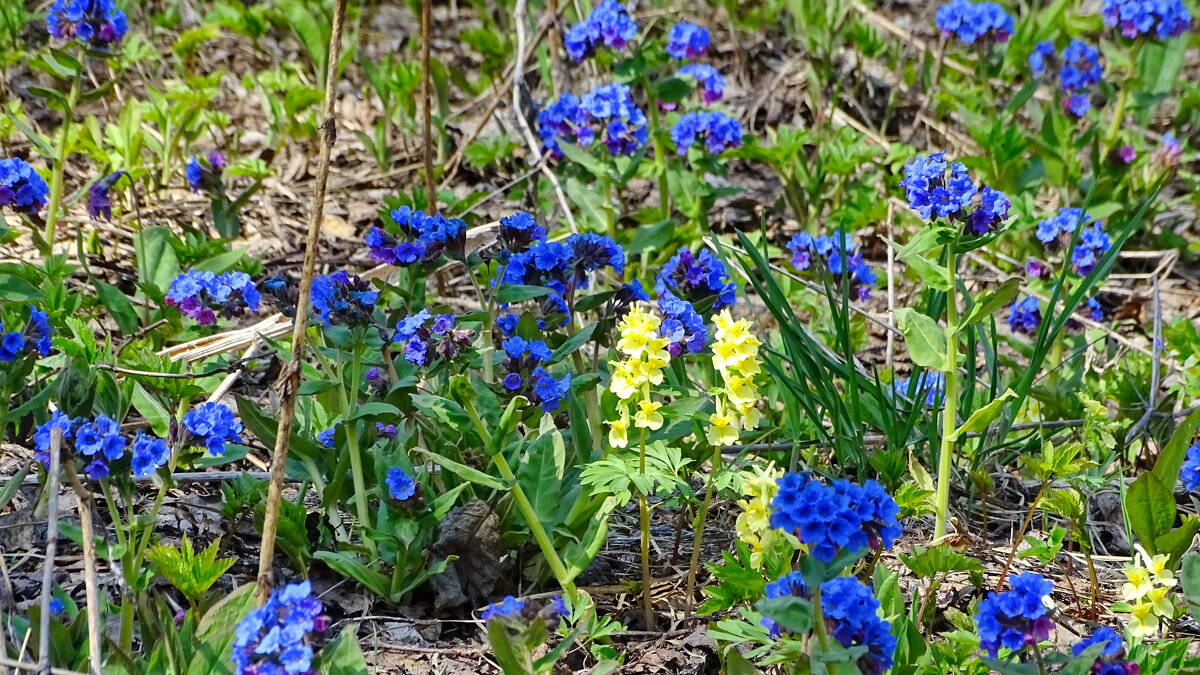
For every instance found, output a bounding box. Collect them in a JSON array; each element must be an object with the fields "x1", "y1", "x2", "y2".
[
  {"x1": 386, "y1": 468, "x2": 417, "y2": 500},
  {"x1": 34, "y1": 411, "x2": 75, "y2": 468},
  {"x1": 0, "y1": 157, "x2": 50, "y2": 215},
  {"x1": 0, "y1": 306, "x2": 53, "y2": 361},
  {"x1": 564, "y1": 0, "x2": 637, "y2": 61},
  {"x1": 893, "y1": 371, "x2": 946, "y2": 407},
  {"x1": 481, "y1": 596, "x2": 525, "y2": 621},
  {"x1": 530, "y1": 368, "x2": 571, "y2": 413},
  {"x1": 393, "y1": 309, "x2": 473, "y2": 367},
  {"x1": 1181, "y1": 442, "x2": 1200, "y2": 491},
  {"x1": 658, "y1": 293, "x2": 708, "y2": 356},
  {"x1": 936, "y1": 0, "x2": 1014, "y2": 44},
  {"x1": 184, "y1": 152, "x2": 225, "y2": 193},
  {"x1": 1085, "y1": 297, "x2": 1104, "y2": 322},
  {"x1": 666, "y1": 21, "x2": 709, "y2": 59},
  {"x1": 1071, "y1": 223, "x2": 1111, "y2": 276},
  {"x1": 1154, "y1": 132, "x2": 1184, "y2": 167},
  {"x1": 787, "y1": 230, "x2": 877, "y2": 300},
  {"x1": 1006, "y1": 297, "x2": 1041, "y2": 335},
  {"x1": 130, "y1": 432, "x2": 169, "y2": 478},
  {"x1": 657, "y1": 247, "x2": 737, "y2": 310},
  {"x1": 232, "y1": 581, "x2": 327, "y2": 675},
  {"x1": 47, "y1": 0, "x2": 128, "y2": 50},
  {"x1": 900, "y1": 152, "x2": 1010, "y2": 234},
  {"x1": 1072, "y1": 626, "x2": 1123, "y2": 657},
  {"x1": 182, "y1": 402, "x2": 244, "y2": 456},
  {"x1": 49, "y1": 598, "x2": 65, "y2": 615},
  {"x1": 675, "y1": 64, "x2": 725, "y2": 105},
  {"x1": 769, "y1": 473, "x2": 902, "y2": 562},
  {"x1": 581, "y1": 83, "x2": 649, "y2": 157},
  {"x1": 1029, "y1": 41, "x2": 1056, "y2": 78},
  {"x1": 496, "y1": 211, "x2": 548, "y2": 259},
  {"x1": 759, "y1": 572, "x2": 807, "y2": 638},
  {"x1": 368, "y1": 209, "x2": 467, "y2": 265},
  {"x1": 566, "y1": 232, "x2": 625, "y2": 277},
  {"x1": 316, "y1": 424, "x2": 338, "y2": 448},
  {"x1": 1059, "y1": 40, "x2": 1103, "y2": 94},
  {"x1": 821, "y1": 577, "x2": 896, "y2": 675},
  {"x1": 75, "y1": 415, "x2": 124, "y2": 461},
  {"x1": 167, "y1": 270, "x2": 261, "y2": 325},
  {"x1": 975, "y1": 572, "x2": 1055, "y2": 657},
  {"x1": 670, "y1": 111, "x2": 743, "y2": 156},
  {"x1": 309, "y1": 270, "x2": 377, "y2": 326},
  {"x1": 1036, "y1": 208, "x2": 1090, "y2": 245},
  {"x1": 376, "y1": 422, "x2": 398, "y2": 439},
  {"x1": 88, "y1": 171, "x2": 126, "y2": 221},
  {"x1": 1102, "y1": 0, "x2": 1191, "y2": 39}
]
